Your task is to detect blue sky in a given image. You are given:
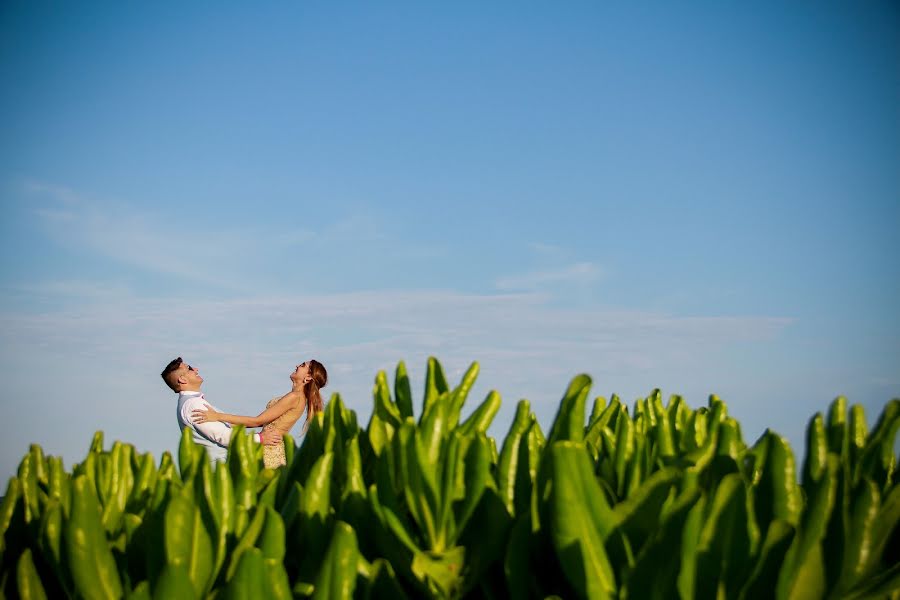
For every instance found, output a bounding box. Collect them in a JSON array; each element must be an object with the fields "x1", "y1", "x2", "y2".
[{"x1": 1, "y1": 2, "x2": 897, "y2": 482}]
